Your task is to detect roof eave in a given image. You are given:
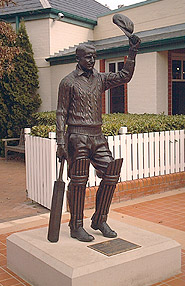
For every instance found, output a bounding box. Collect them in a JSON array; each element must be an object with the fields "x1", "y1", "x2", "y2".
[
  {"x1": 46, "y1": 35, "x2": 185, "y2": 65},
  {"x1": 0, "y1": 7, "x2": 97, "y2": 26}
]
